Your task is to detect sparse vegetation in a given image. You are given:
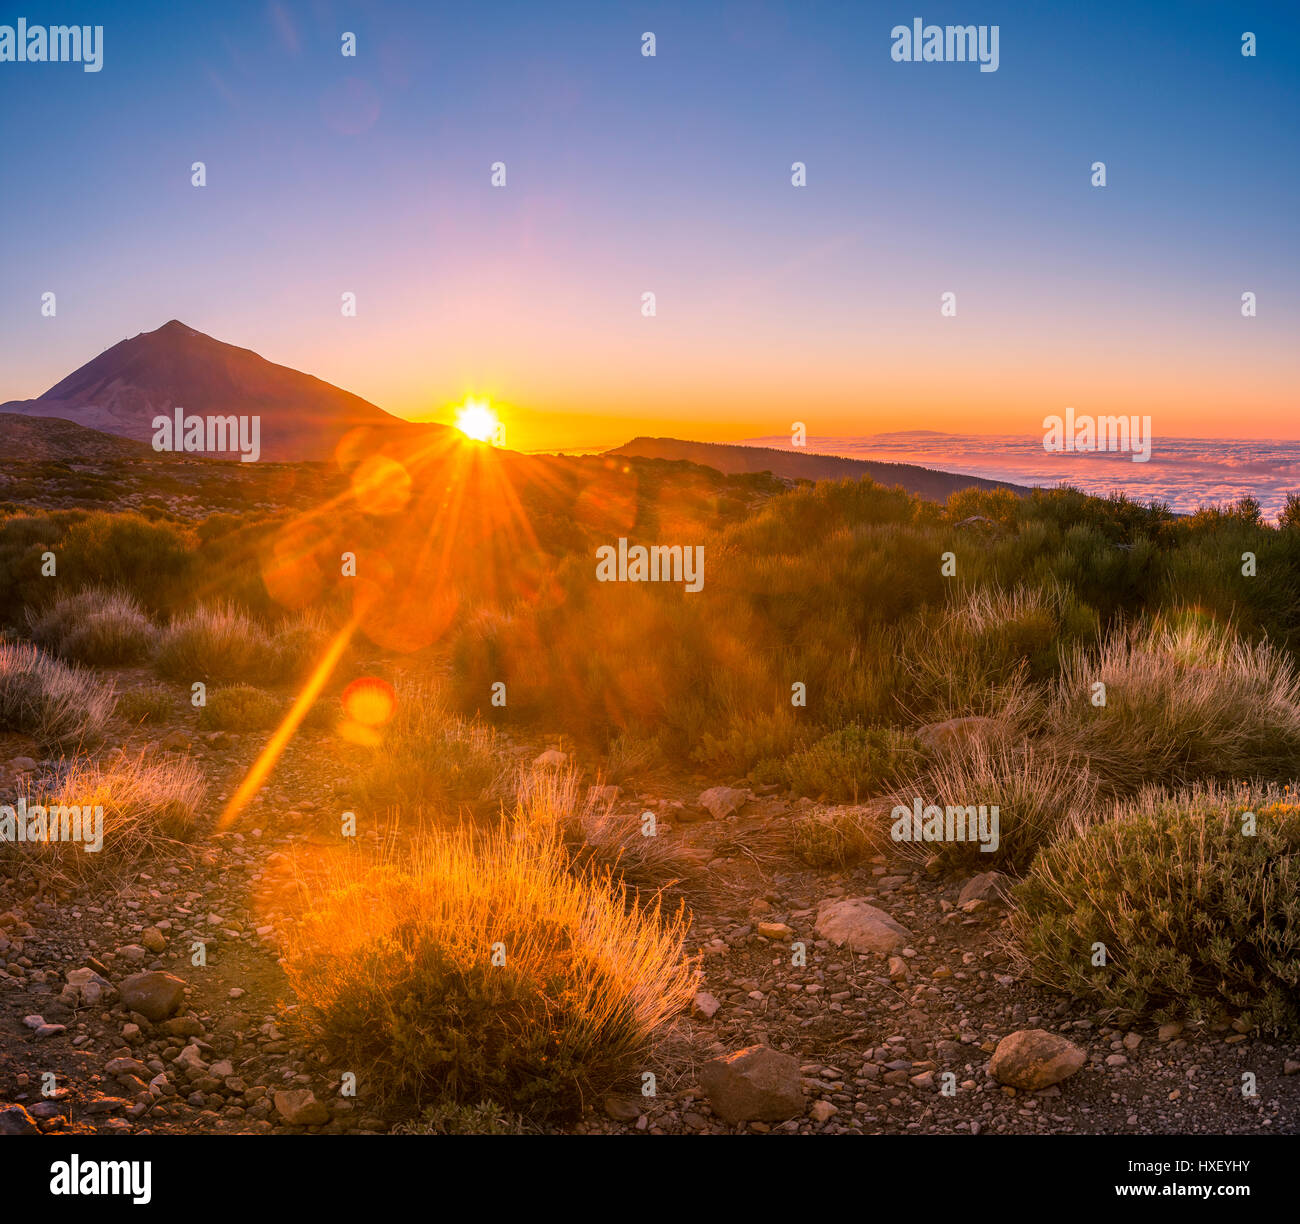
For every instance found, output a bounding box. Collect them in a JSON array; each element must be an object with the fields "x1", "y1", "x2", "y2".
[
  {"x1": 27, "y1": 586, "x2": 154, "y2": 665},
  {"x1": 512, "y1": 764, "x2": 694, "y2": 896},
  {"x1": 352, "y1": 682, "x2": 504, "y2": 812},
  {"x1": 281, "y1": 825, "x2": 697, "y2": 1121},
  {"x1": 114, "y1": 683, "x2": 175, "y2": 724},
  {"x1": 1045, "y1": 617, "x2": 1300, "y2": 792},
  {"x1": 5, "y1": 749, "x2": 206, "y2": 881},
  {"x1": 0, "y1": 641, "x2": 116, "y2": 747},
  {"x1": 197, "y1": 684, "x2": 282, "y2": 732},
  {"x1": 154, "y1": 602, "x2": 272, "y2": 682},
  {"x1": 788, "y1": 803, "x2": 884, "y2": 868},
  {"x1": 890, "y1": 740, "x2": 1099, "y2": 874}
]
